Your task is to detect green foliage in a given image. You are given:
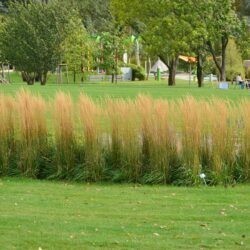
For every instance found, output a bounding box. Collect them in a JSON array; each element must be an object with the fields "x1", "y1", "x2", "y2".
[
  {"x1": 128, "y1": 64, "x2": 145, "y2": 81},
  {"x1": 199, "y1": 0, "x2": 243, "y2": 81},
  {"x1": 0, "y1": 0, "x2": 79, "y2": 85},
  {"x1": 0, "y1": 1, "x2": 7, "y2": 13},
  {"x1": 111, "y1": 0, "x2": 202, "y2": 85},
  {"x1": 237, "y1": 22, "x2": 250, "y2": 60},
  {"x1": 0, "y1": 18, "x2": 3, "y2": 62},
  {"x1": 69, "y1": 0, "x2": 112, "y2": 33},
  {"x1": 62, "y1": 19, "x2": 95, "y2": 82},
  {"x1": 111, "y1": 0, "x2": 245, "y2": 84},
  {"x1": 97, "y1": 31, "x2": 124, "y2": 80},
  {"x1": 226, "y1": 39, "x2": 244, "y2": 81}
]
